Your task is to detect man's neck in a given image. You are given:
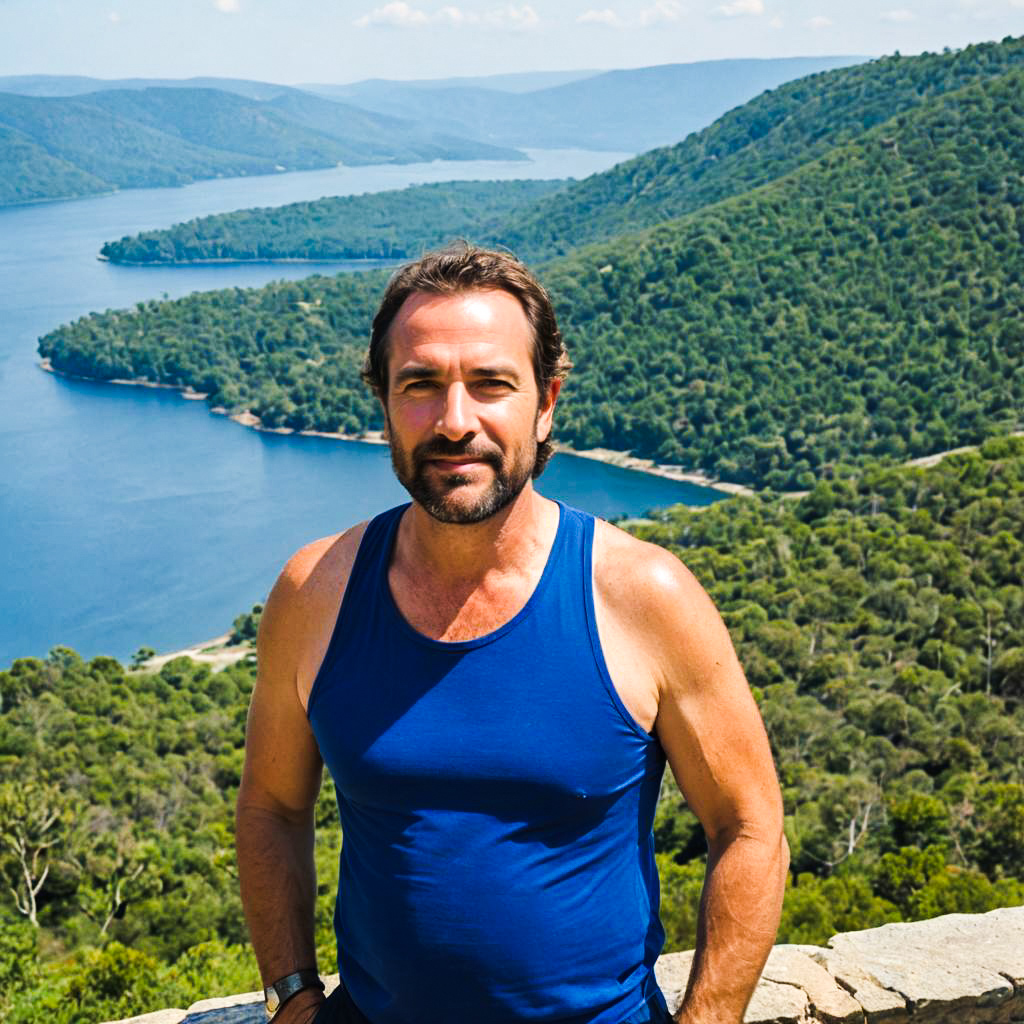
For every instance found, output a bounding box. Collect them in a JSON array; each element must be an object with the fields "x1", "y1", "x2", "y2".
[{"x1": 396, "y1": 485, "x2": 556, "y2": 586}]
